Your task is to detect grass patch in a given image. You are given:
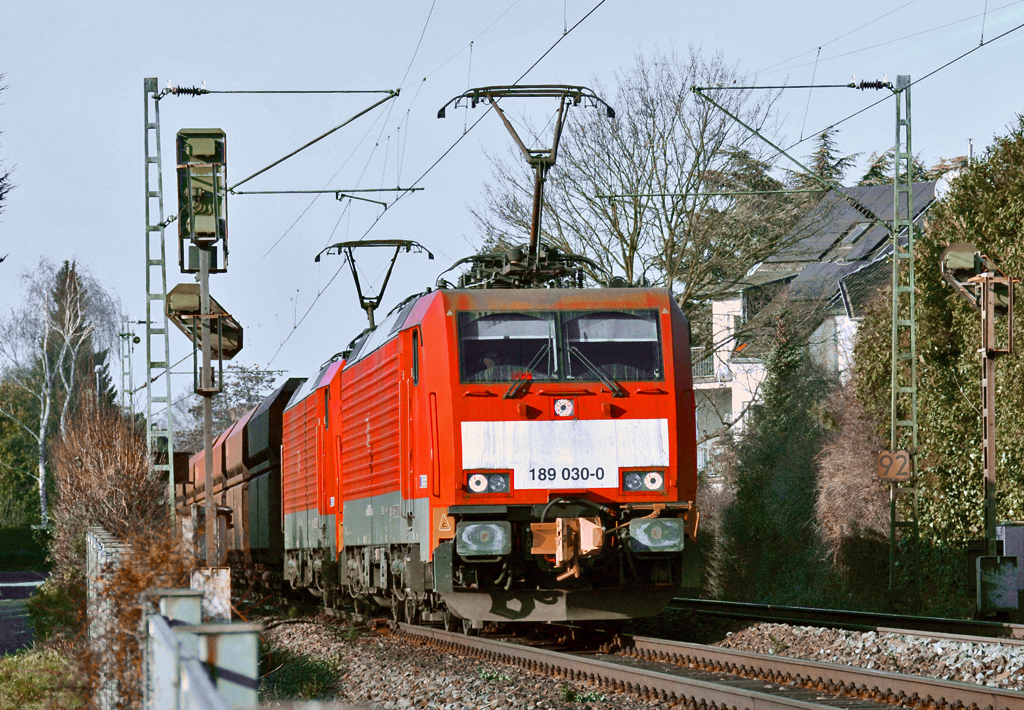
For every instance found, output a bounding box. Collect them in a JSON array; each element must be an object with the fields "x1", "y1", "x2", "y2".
[
  {"x1": 476, "y1": 666, "x2": 511, "y2": 682},
  {"x1": 560, "y1": 685, "x2": 605, "y2": 703},
  {"x1": 0, "y1": 647, "x2": 82, "y2": 709},
  {"x1": 260, "y1": 639, "x2": 343, "y2": 702},
  {"x1": 768, "y1": 634, "x2": 789, "y2": 655}
]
